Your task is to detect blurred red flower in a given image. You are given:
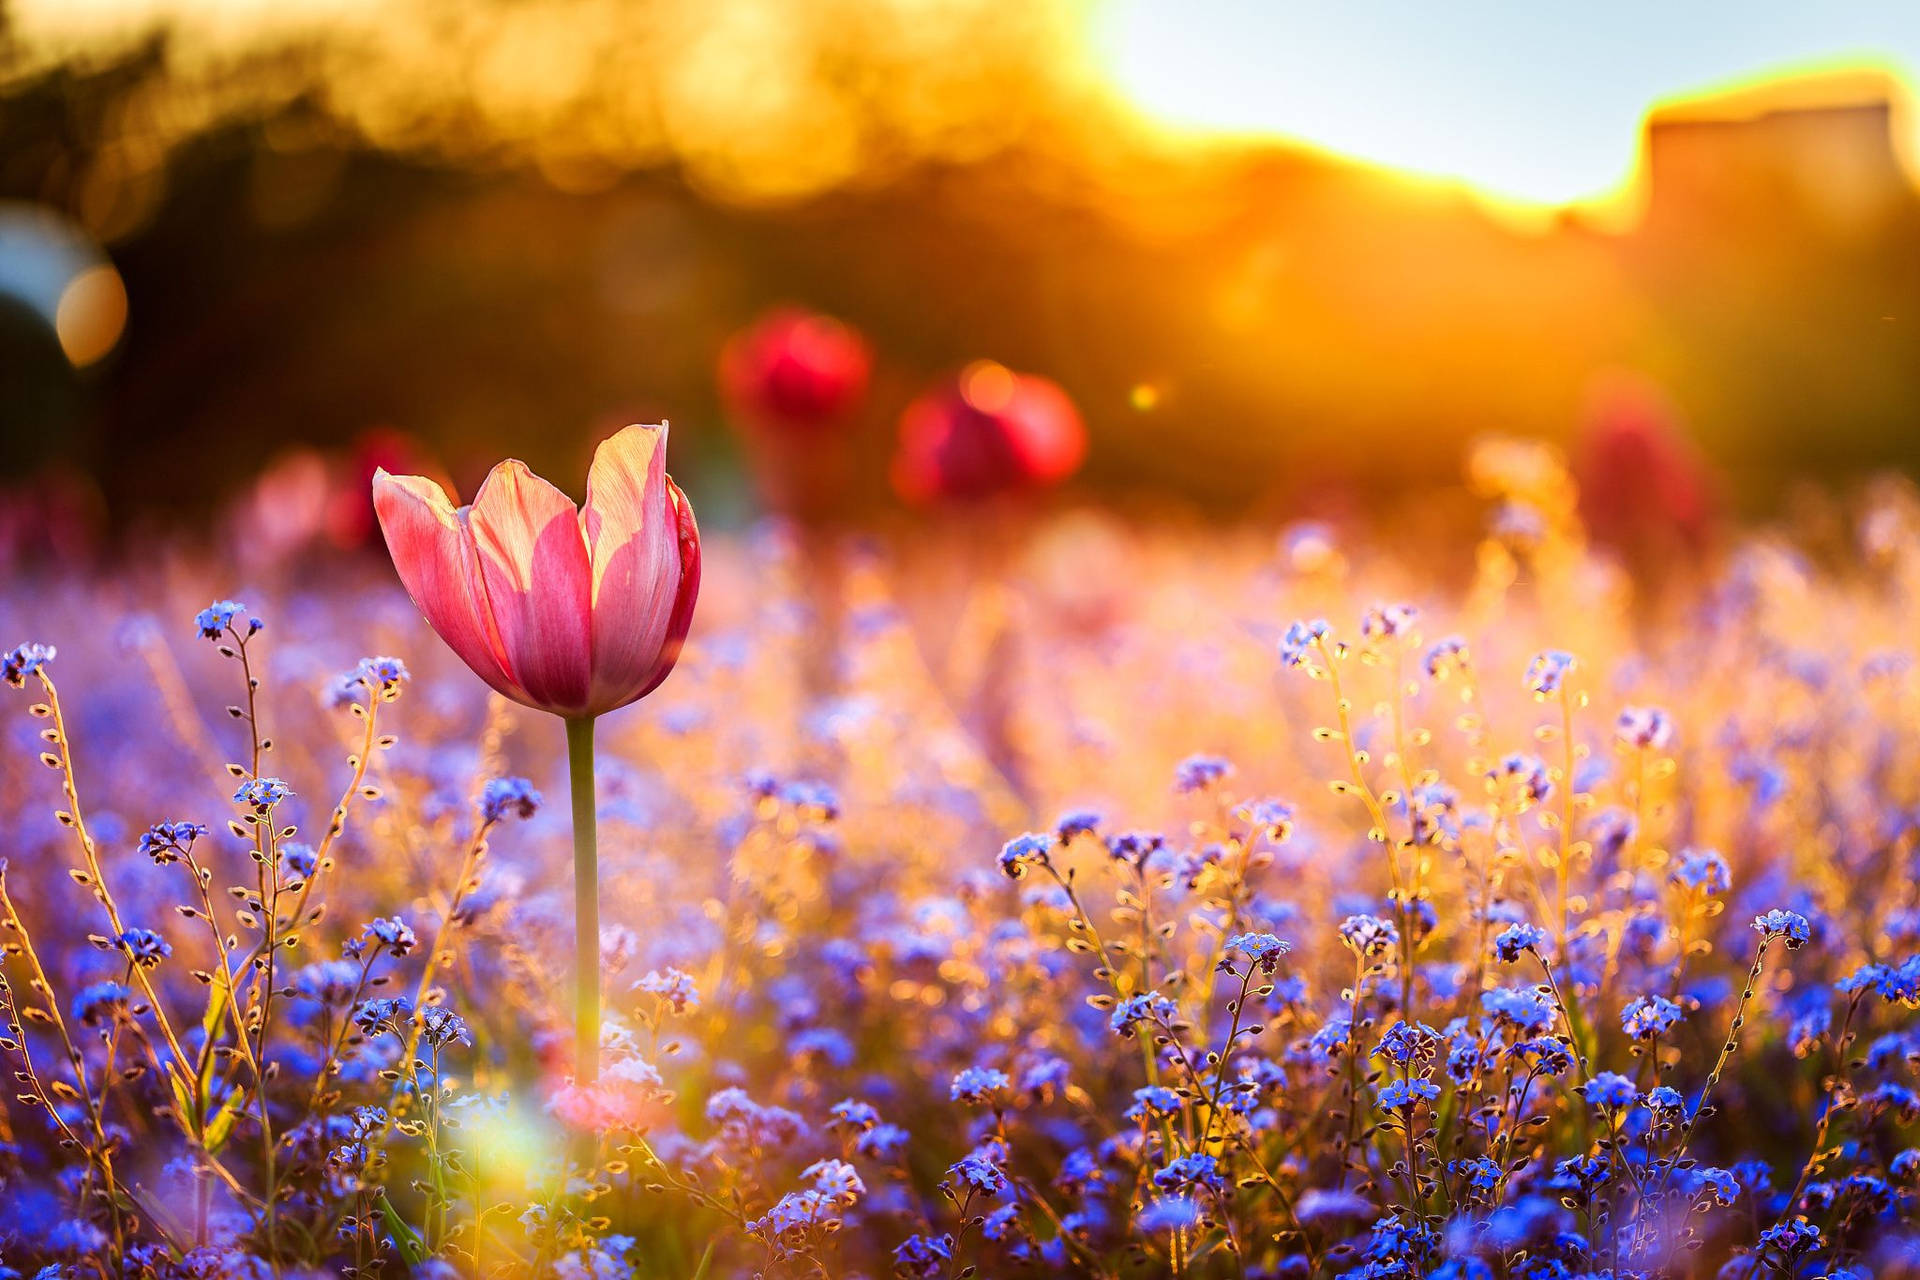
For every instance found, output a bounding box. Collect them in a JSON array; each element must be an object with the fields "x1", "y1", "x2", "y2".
[
  {"x1": 1574, "y1": 373, "x2": 1716, "y2": 558},
  {"x1": 328, "y1": 428, "x2": 437, "y2": 549},
  {"x1": 892, "y1": 361, "x2": 1085, "y2": 503},
  {"x1": 719, "y1": 307, "x2": 871, "y2": 435}
]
